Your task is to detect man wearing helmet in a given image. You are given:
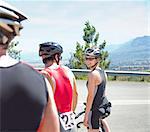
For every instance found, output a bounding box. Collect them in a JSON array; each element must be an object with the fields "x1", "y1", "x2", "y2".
[
  {"x1": 83, "y1": 46, "x2": 111, "y2": 132},
  {"x1": 39, "y1": 42, "x2": 78, "y2": 132},
  {"x1": 0, "y1": 1, "x2": 59, "y2": 131}
]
